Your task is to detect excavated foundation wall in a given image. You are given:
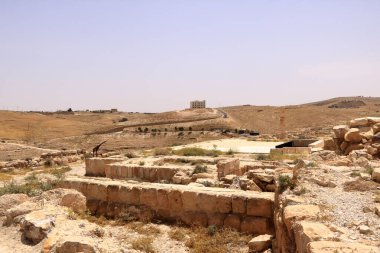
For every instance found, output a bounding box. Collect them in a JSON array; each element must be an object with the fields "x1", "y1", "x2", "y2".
[
  {"x1": 60, "y1": 178, "x2": 275, "y2": 235},
  {"x1": 85, "y1": 158, "x2": 186, "y2": 182}
]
